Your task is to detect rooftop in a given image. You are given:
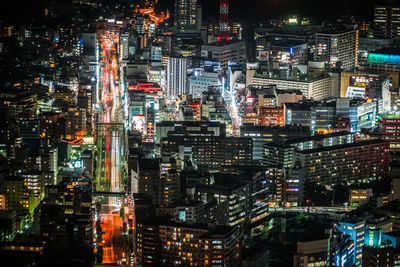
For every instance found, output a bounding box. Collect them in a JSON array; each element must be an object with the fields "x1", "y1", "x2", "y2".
[
  {"x1": 138, "y1": 158, "x2": 160, "y2": 171},
  {"x1": 371, "y1": 47, "x2": 400, "y2": 56},
  {"x1": 297, "y1": 139, "x2": 389, "y2": 154}
]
